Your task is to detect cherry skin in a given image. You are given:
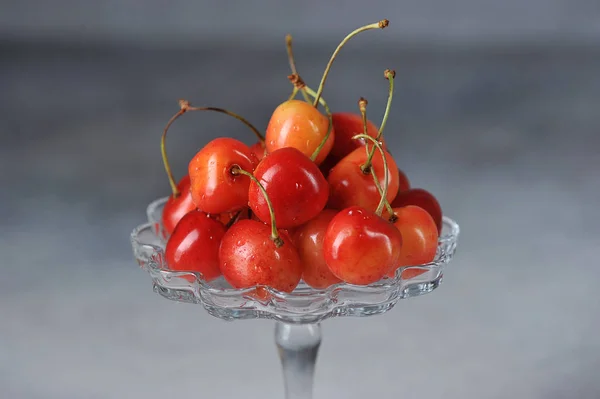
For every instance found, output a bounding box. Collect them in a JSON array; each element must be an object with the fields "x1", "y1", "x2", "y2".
[
  {"x1": 165, "y1": 209, "x2": 226, "y2": 281},
  {"x1": 188, "y1": 137, "x2": 258, "y2": 214},
  {"x1": 327, "y1": 146, "x2": 400, "y2": 212},
  {"x1": 265, "y1": 99, "x2": 334, "y2": 165},
  {"x1": 387, "y1": 205, "x2": 439, "y2": 279},
  {"x1": 248, "y1": 147, "x2": 329, "y2": 229},
  {"x1": 397, "y1": 168, "x2": 411, "y2": 193},
  {"x1": 391, "y1": 188, "x2": 443, "y2": 233},
  {"x1": 219, "y1": 219, "x2": 303, "y2": 293},
  {"x1": 161, "y1": 174, "x2": 196, "y2": 237},
  {"x1": 292, "y1": 209, "x2": 342, "y2": 289},
  {"x1": 323, "y1": 206, "x2": 402, "y2": 285},
  {"x1": 250, "y1": 141, "x2": 267, "y2": 162},
  {"x1": 330, "y1": 112, "x2": 384, "y2": 160}
]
